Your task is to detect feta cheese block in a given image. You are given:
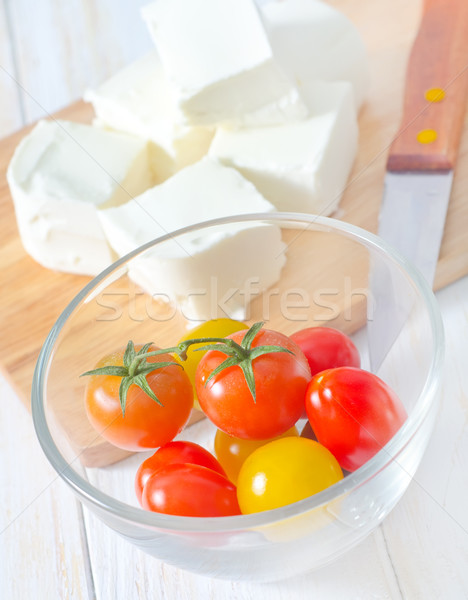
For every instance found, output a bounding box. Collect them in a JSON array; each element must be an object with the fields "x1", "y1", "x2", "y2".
[
  {"x1": 209, "y1": 81, "x2": 358, "y2": 216},
  {"x1": 84, "y1": 52, "x2": 214, "y2": 181},
  {"x1": 260, "y1": 0, "x2": 370, "y2": 111},
  {"x1": 7, "y1": 119, "x2": 154, "y2": 276},
  {"x1": 141, "y1": 0, "x2": 307, "y2": 127},
  {"x1": 99, "y1": 157, "x2": 286, "y2": 321}
]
